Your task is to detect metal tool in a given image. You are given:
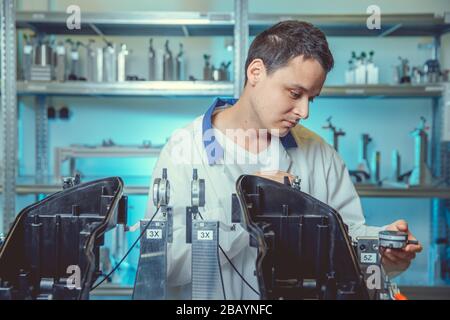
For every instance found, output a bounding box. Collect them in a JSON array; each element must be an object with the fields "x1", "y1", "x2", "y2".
[
  {"x1": 219, "y1": 61, "x2": 232, "y2": 81},
  {"x1": 291, "y1": 176, "x2": 301, "y2": 191},
  {"x1": 30, "y1": 37, "x2": 52, "y2": 81},
  {"x1": 378, "y1": 230, "x2": 419, "y2": 249},
  {"x1": 21, "y1": 34, "x2": 34, "y2": 81},
  {"x1": 148, "y1": 38, "x2": 156, "y2": 81},
  {"x1": 203, "y1": 54, "x2": 212, "y2": 80},
  {"x1": 85, "y1": 39, "x2": 100, "y2": 82},
  {"x1": 409, "y1": 116, "x2": 432, "y2": 186},
  {"x1": 66, "y1": 39, "x2": 85, "y2": 80},
  {"x1": 133, "y1": 168, "x2": 173, "y2": 300},
  {"x1": 117, "y1": 43, "x2": 130, "y2": 82},
  {"x1": 175, "y1": 43, "x2": 185, "y2": 81},
  {"x1": 62, "y1": 173, "x2": 81, "y2": 189},
  {"x1": 35, "y1": 38, "x2": 52, "y2": 67},
  {"x1": 396, "y1": 57, "x2": 411, "y2": 84},
  {"x1": 350, "y1": 134, "x2": 373, "y2": 184},
  {"x1": 423, "y1": 59, "x2": 441, "y2": 83},
  {"x1": 391, "y1": 150, "x2": 401, "y2": 182},
  {"x1": 53, "y1": 40, "x2": 66, "y2": 82},
  {"x1": 356, "y1": 236, "x2": 383, "y2": 299},
  {"x1": 322, "y1": 117, "x2": 346, "y2": 152},
  {"x1": 185, "y1": 169, "x2": 222, "y2": 300},
  {"x1": 186, "y1": 169, "x2": 206, "y2": 243},
  {"x1": 103, "y1": 42, "x2": 117, "y2": 82},
  {"x1": 357, "y1": 133, "x2": 372, "y2": 175},
  {"x1": 371, "y1": 151, "x2": 381, "y2": 184},
  {"x1": 163, "y1": 40, "x2": 174, "y2": 81}
]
